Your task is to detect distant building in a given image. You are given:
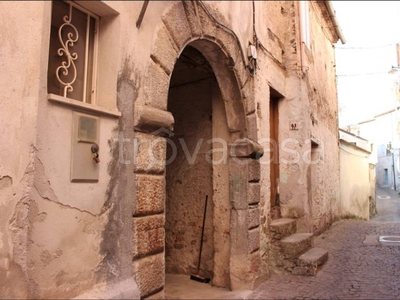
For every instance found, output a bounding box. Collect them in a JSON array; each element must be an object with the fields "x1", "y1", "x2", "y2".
[
  {"x1": 342, "y1": 103, "x2": 400, "y2": 191},
  {"x1": 339, "y1": 130, "x2": 376, "y2": 219}
]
